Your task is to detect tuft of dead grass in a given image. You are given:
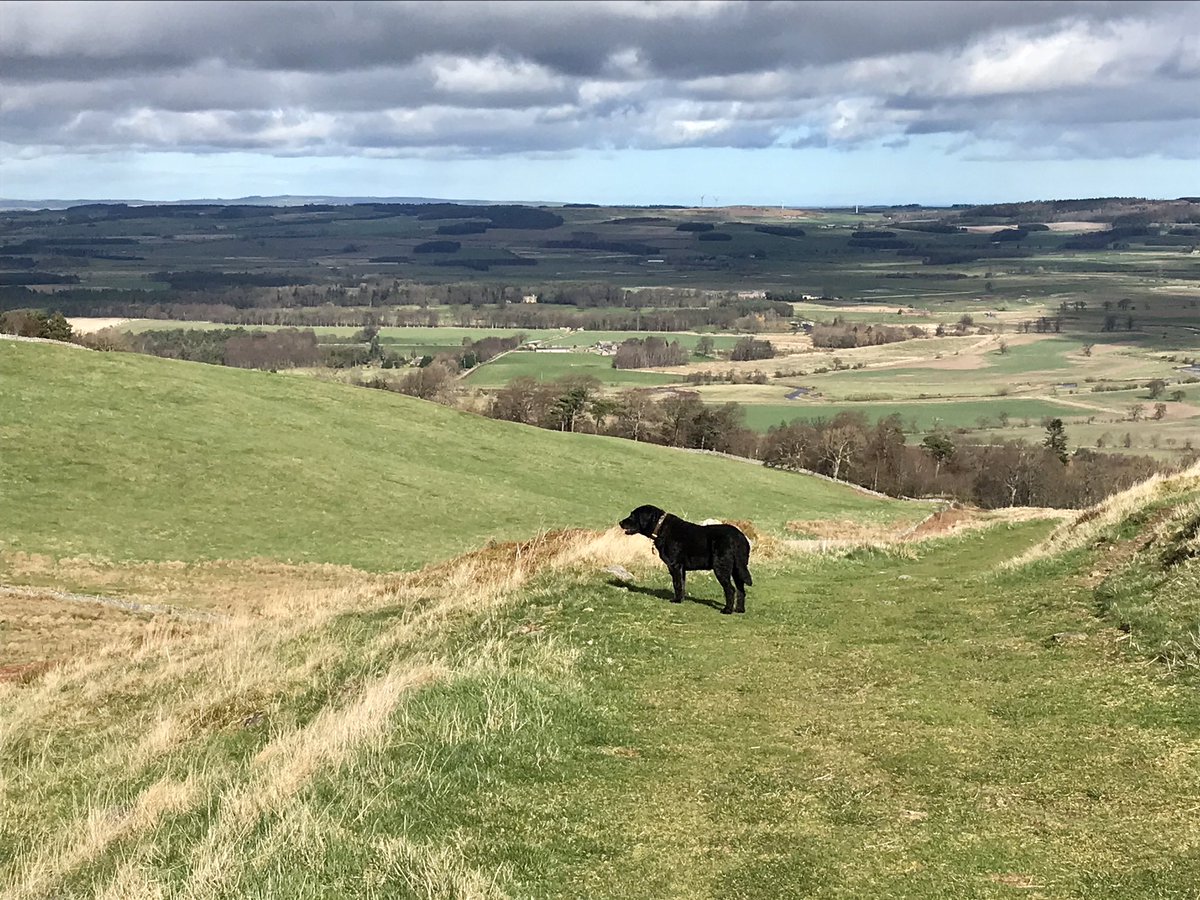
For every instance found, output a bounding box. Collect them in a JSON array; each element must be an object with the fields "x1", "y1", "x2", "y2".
[
  {"x1": 8, "y1": 776, "x2": 199, "y2": 900},
  {"x1": 394, "y1": 527, "x2": 656, "y2": 608},
  {"x1": 1006, "y1": 461, "x2": 1200, "y2": 569},
  {"x1": 367, "y1": 836, "x2": 510, "y2": 900}
]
